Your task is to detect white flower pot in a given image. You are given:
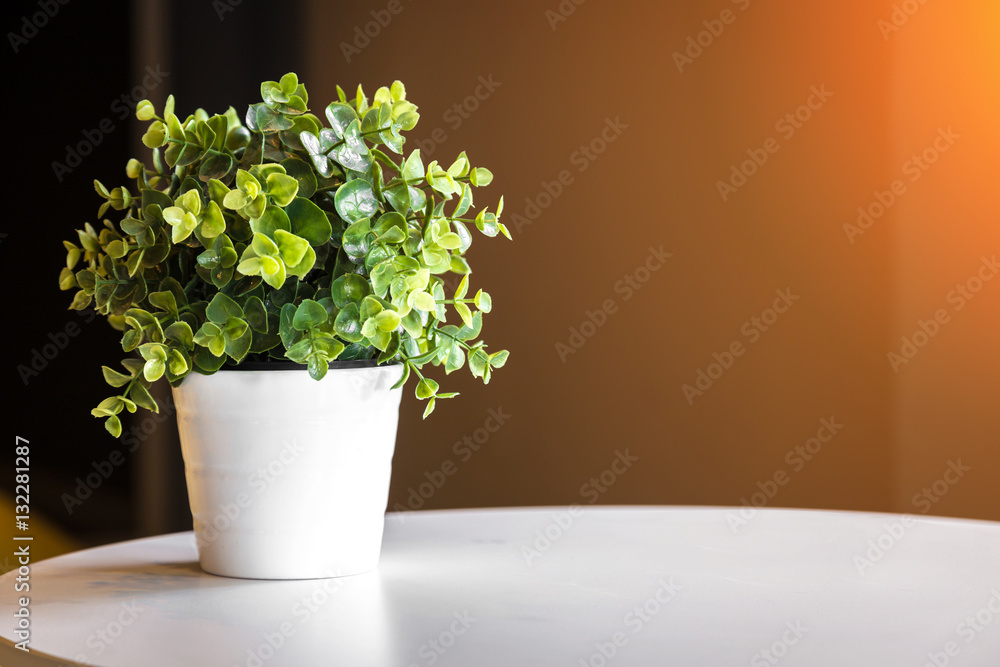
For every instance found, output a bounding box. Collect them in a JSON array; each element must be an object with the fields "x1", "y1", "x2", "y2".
[{"x1": 171, "y1": 362, "x2": 403, "y2": 579}]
